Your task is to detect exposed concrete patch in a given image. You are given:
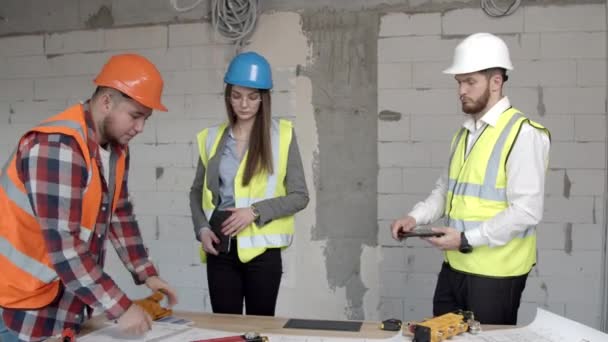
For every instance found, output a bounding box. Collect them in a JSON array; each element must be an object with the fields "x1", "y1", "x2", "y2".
[
  {"x1": 564, "y1": 223, "x2": 573, "y2": 255},
  {"x1": 301, "y1": 9, "x2": 379, "y2": 320},
  {"x1": 8, "y1": 105, "x2": 14, "y2": 124},
  {"x1": 592, "y1": 196, "x2": 597, "y2": 224},
  {"x1": 379, "y1": 110, "x2": 402, "y2": 121},
  {"x1": 250, "y1": 16, "x2": 345, "y2": 319},
  {"x1": 154, "y1": 216, "x2": 160, "y2": 240},
  {"x1": 155, "y1": 166, "x2": 164, "y2": 180},
  {"x1": 324, "y1": 240, "x2": 367, "y2": 318},
  {"x1": 361, "y1": 245, "x2": 380, "y2": 321},
  {"x1": 312, "y1": 149, "x2": 320, "y2": 207},
  {"x1": 537, "y1": 85, "x2": 546, "y2": 117},
  {"x1": 563, "y1": 170, "x2": 571, "y2": 198},
  {"x1": 85, "y1": 5, "x2": 114, "y2": 29},
  {"x1": 407, "y1": 254, "x2": 415, "y2": 266},
  {"x1": 245, "y1": 12, "x2": 311, "y2": 67},
  {"x1": 540, "y1": 281, "x2": 549, "y2": 306}
]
